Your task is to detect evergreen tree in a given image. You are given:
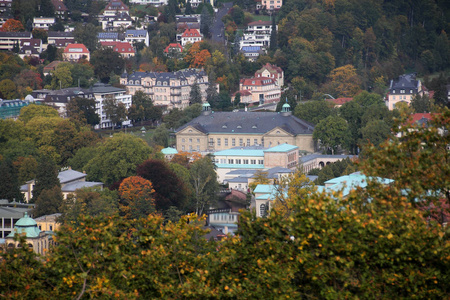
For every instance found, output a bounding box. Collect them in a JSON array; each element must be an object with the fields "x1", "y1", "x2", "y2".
[
  {"x1": 185, "y1": 0, "x2": 193, "y2": 15},
  {"x1": 0, "y1": 159, "x2": 23, "y2": 202},
  {"x1": 206, "y1": 72, "x2": 219, "y2": 108},
  {"x1": 270, "y1": 15, "x2": 278, "y2": 51},
  {"x1": 200, "y1": 6, "x2": 212, "y2": 38},
  {"x1": 12, "y1": 41, "x2": 20, "y2": 53},
  {"x1": 32, "y1": 156, "x2": 60, "y2": 203},
  {"x1": 189, "y1": 80, "x2": 202, "y2": 104},
  {"x1": 39, "y1": 0, "x2": 55, "y2": 17},
  {"x1": 33, "y1": 186, "x2": 63, "y2": 217}
]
